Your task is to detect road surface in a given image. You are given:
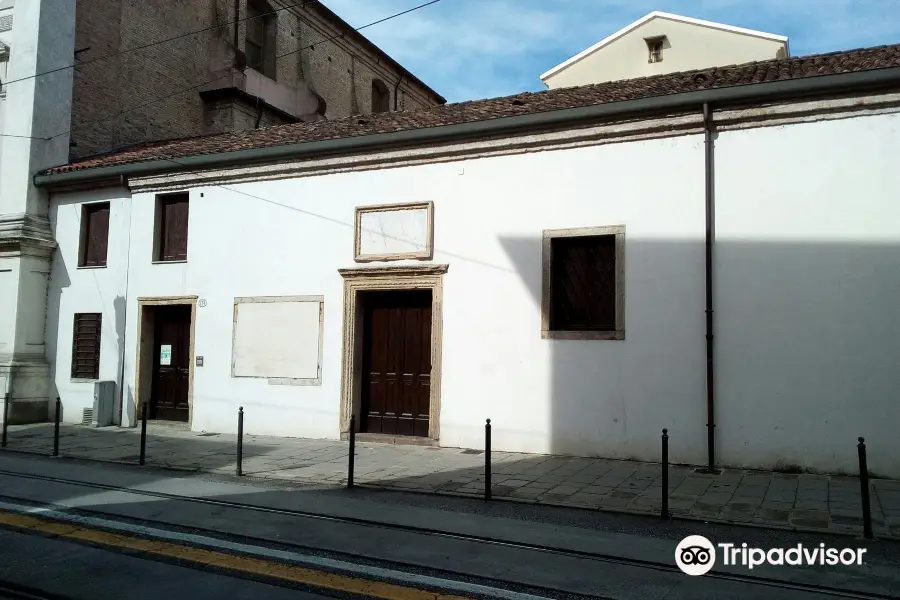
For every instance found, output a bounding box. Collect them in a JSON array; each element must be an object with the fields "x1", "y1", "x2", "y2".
[{"x1": 0, "y1": 452, "x2": 897, "y2": 599}]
